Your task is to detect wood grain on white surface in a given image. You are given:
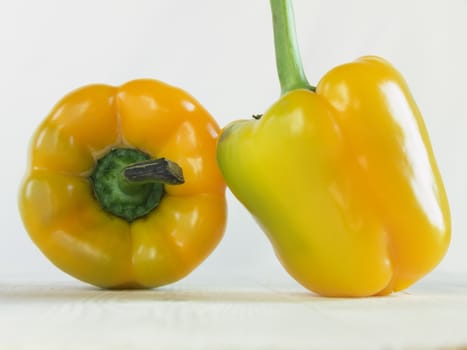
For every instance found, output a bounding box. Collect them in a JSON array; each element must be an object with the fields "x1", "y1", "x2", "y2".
[{"x1": 1, "y1": 273, "x2": 467, "y2": 350}]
